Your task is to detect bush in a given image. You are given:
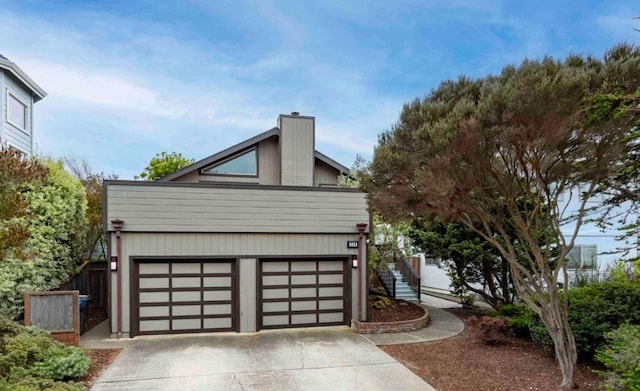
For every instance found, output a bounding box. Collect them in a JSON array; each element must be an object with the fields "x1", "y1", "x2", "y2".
[
  {"x1": 0, "y1": 317, "x2": 89, "y2": 390},
  {"x1": 595, "y1": 323, "x2": 640, "y2": 391},
  {"x1": 528, "y1": 270, "x2": 640, "y2": 359},
  {"x1": 371, "y1": 295, "x2": 392, "y2": 309},
  {"x1": 0, "y1": 159, "x2": 88, "y2": 319},
  {"x1": 508, "y1": 313, "x2": 533, "y2": 338}
]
